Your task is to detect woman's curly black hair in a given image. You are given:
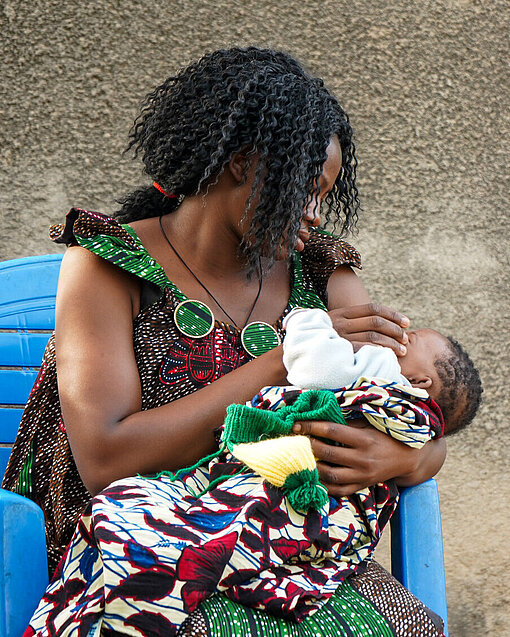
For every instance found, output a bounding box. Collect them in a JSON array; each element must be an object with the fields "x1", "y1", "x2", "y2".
[{"x1": 116, "y1": 47, "x2": 360, "y2": 273}]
